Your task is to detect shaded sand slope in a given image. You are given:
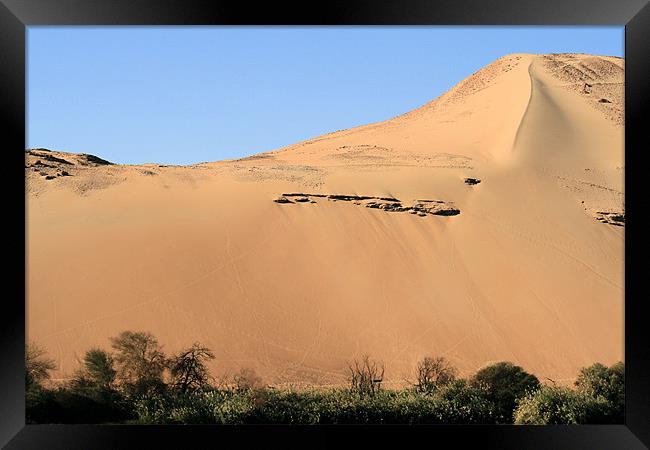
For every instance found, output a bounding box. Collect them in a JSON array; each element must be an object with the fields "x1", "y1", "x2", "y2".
[{"x1": 26, "y1": 53, "x2": 623, "y2": 387}]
